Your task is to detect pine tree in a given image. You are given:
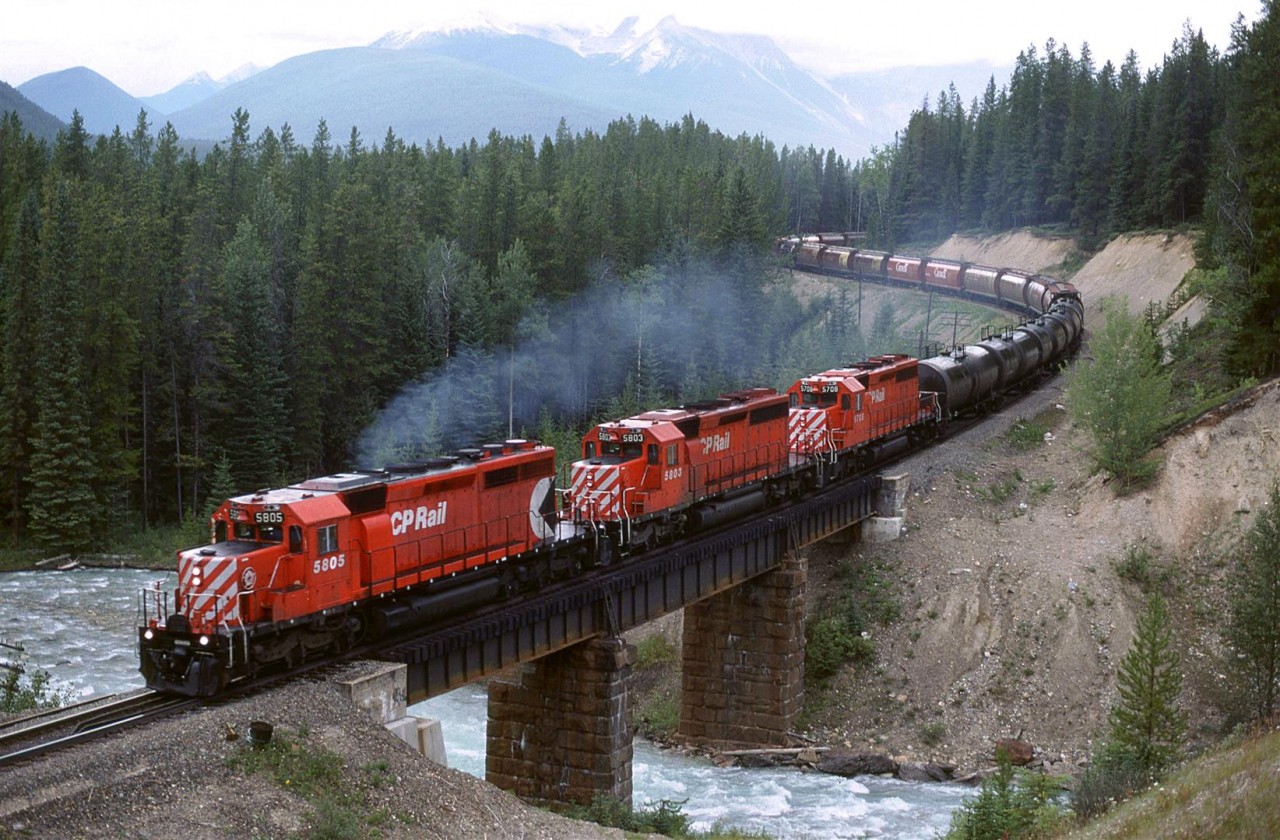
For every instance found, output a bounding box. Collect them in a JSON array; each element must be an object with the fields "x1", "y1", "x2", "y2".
[
  {"x1": 25, "y1": 181, "x2": 98, "y2": 549},
  {"x1": 1108, "y1": 593, "x2": 1186, "y2": 775},
  {"x1": 1225, "y1": 481, "x2": 1280, "y2": 722},
  {"x1": 217, "y1": 219, "x2": 288, "y2": 490},
  {"x1": 1, "y1": 192, "x2": 42, "y2": 537}
]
